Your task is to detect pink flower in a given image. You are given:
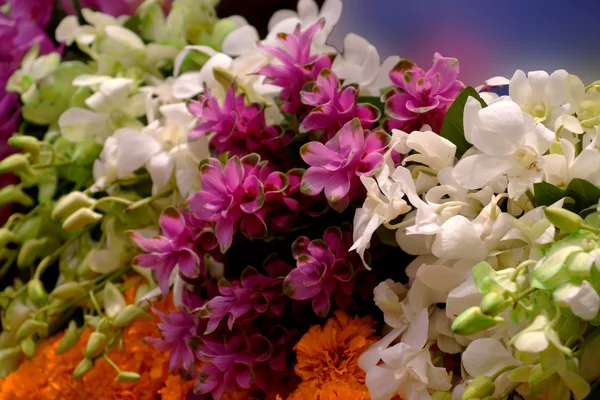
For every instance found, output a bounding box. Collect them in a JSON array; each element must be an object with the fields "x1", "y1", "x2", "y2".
[
  {"x1": 283, "y1": 224, "x2": 361, "y2": 318},
  {"x1": 187, "y1": 155, "x2": 267, "y2": 253},
  {"x1": 128, "y1": 208, "x2": 201, "y2": 294},
  {"x1": 300, "y1": 118, "x2": 389, "y2": 212},
  {"x1": 188, "y1": 86, "x2": 291, "y2": 168},
  {"x1": 3, "y1": 0, "x2": 53, "y2": 28},
  {"x1": 300, "y1": 68, "x2": 380, "y2": 140},
  {"x1": 257, "y1": 20, "x2": 333, "y2": 115},
  {"x1": 60, "y1": 0, "x2": 135, "y2": 16},
  {"x1": 384, "y1": 53, "x2": 464, "y2": 132}
]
